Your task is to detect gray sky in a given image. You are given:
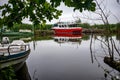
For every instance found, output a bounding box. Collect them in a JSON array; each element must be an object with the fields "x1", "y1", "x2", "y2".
[
  {"x1": 0, "y1": 0, "x2": 120, "y2": 25},
  {"x1": 49, "y1": 0, "x2": 120, "y2": 25}
]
